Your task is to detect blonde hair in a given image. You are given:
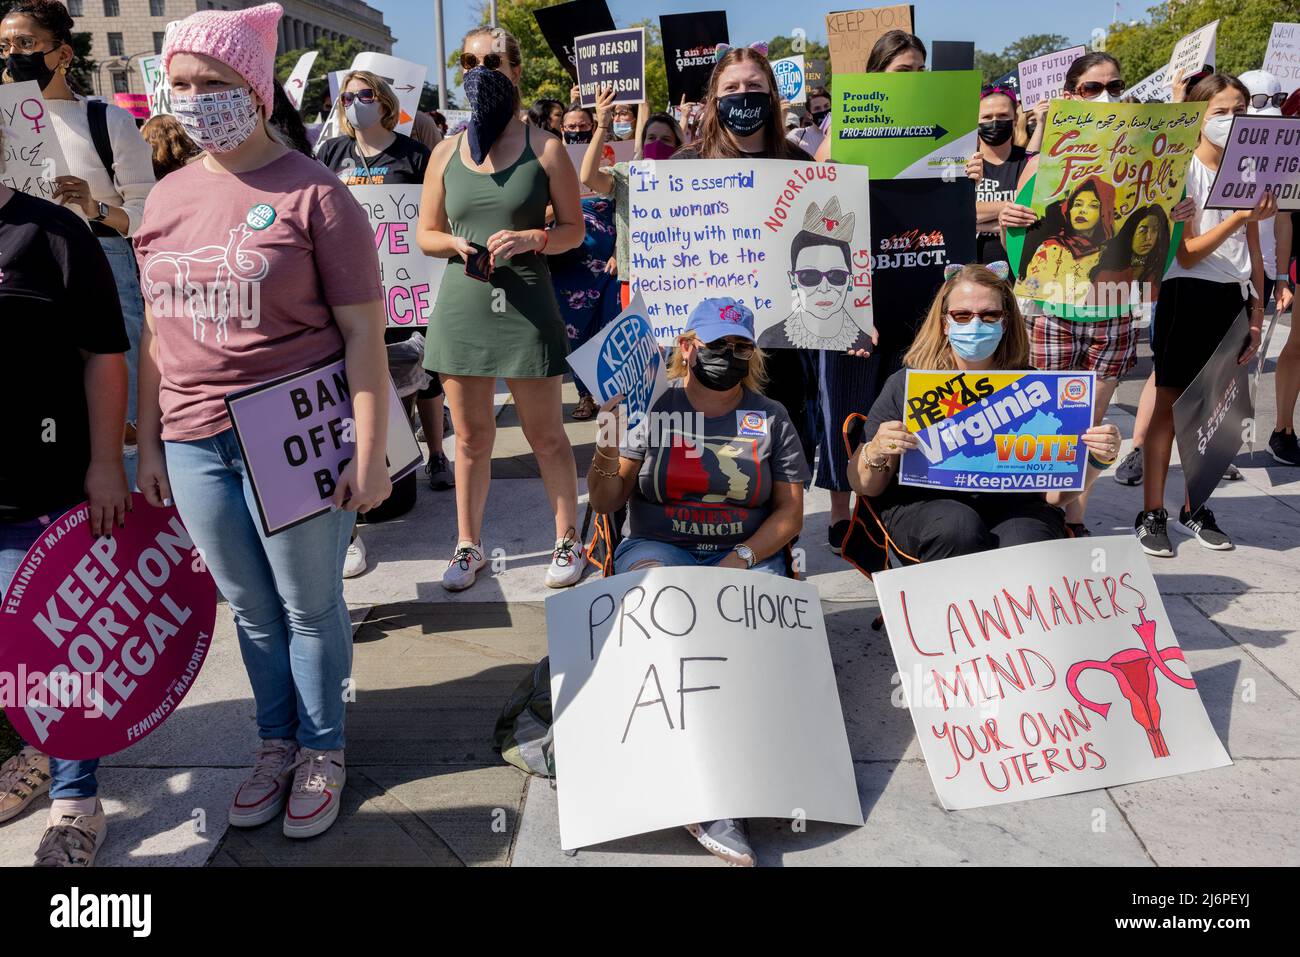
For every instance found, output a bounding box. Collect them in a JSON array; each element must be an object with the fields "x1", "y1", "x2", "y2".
[
  {"x1": 667, "y1": 331, "x2": 767, "y2": 391},
  {"x1": 336, "y1": 70, "x2": 401, "y2": 137},
  {"x1": 903, "y1": 264, "x2": 1029, "y2": 370}
]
